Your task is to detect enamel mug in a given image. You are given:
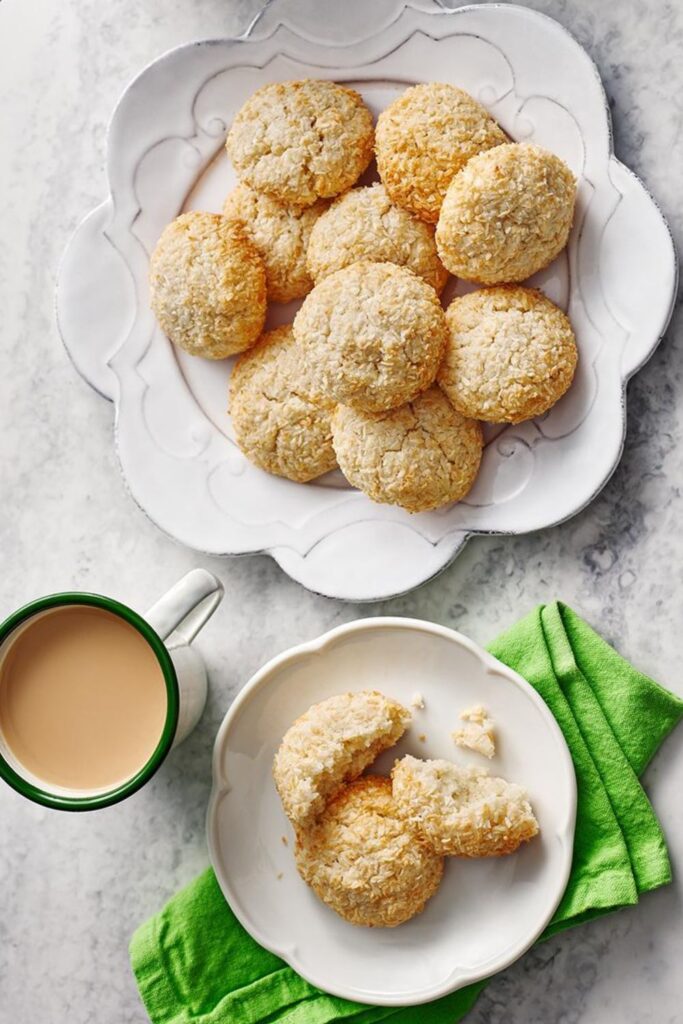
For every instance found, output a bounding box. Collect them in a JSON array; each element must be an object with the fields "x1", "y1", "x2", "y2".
[{"x1": 0, "y1": 569, "x2": 223, "y2": 810}]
